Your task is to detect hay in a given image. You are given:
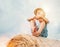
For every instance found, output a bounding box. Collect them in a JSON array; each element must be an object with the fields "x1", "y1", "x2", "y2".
[{"x1": 7, "y1": 34, "x2": 60, "y2": 47}]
